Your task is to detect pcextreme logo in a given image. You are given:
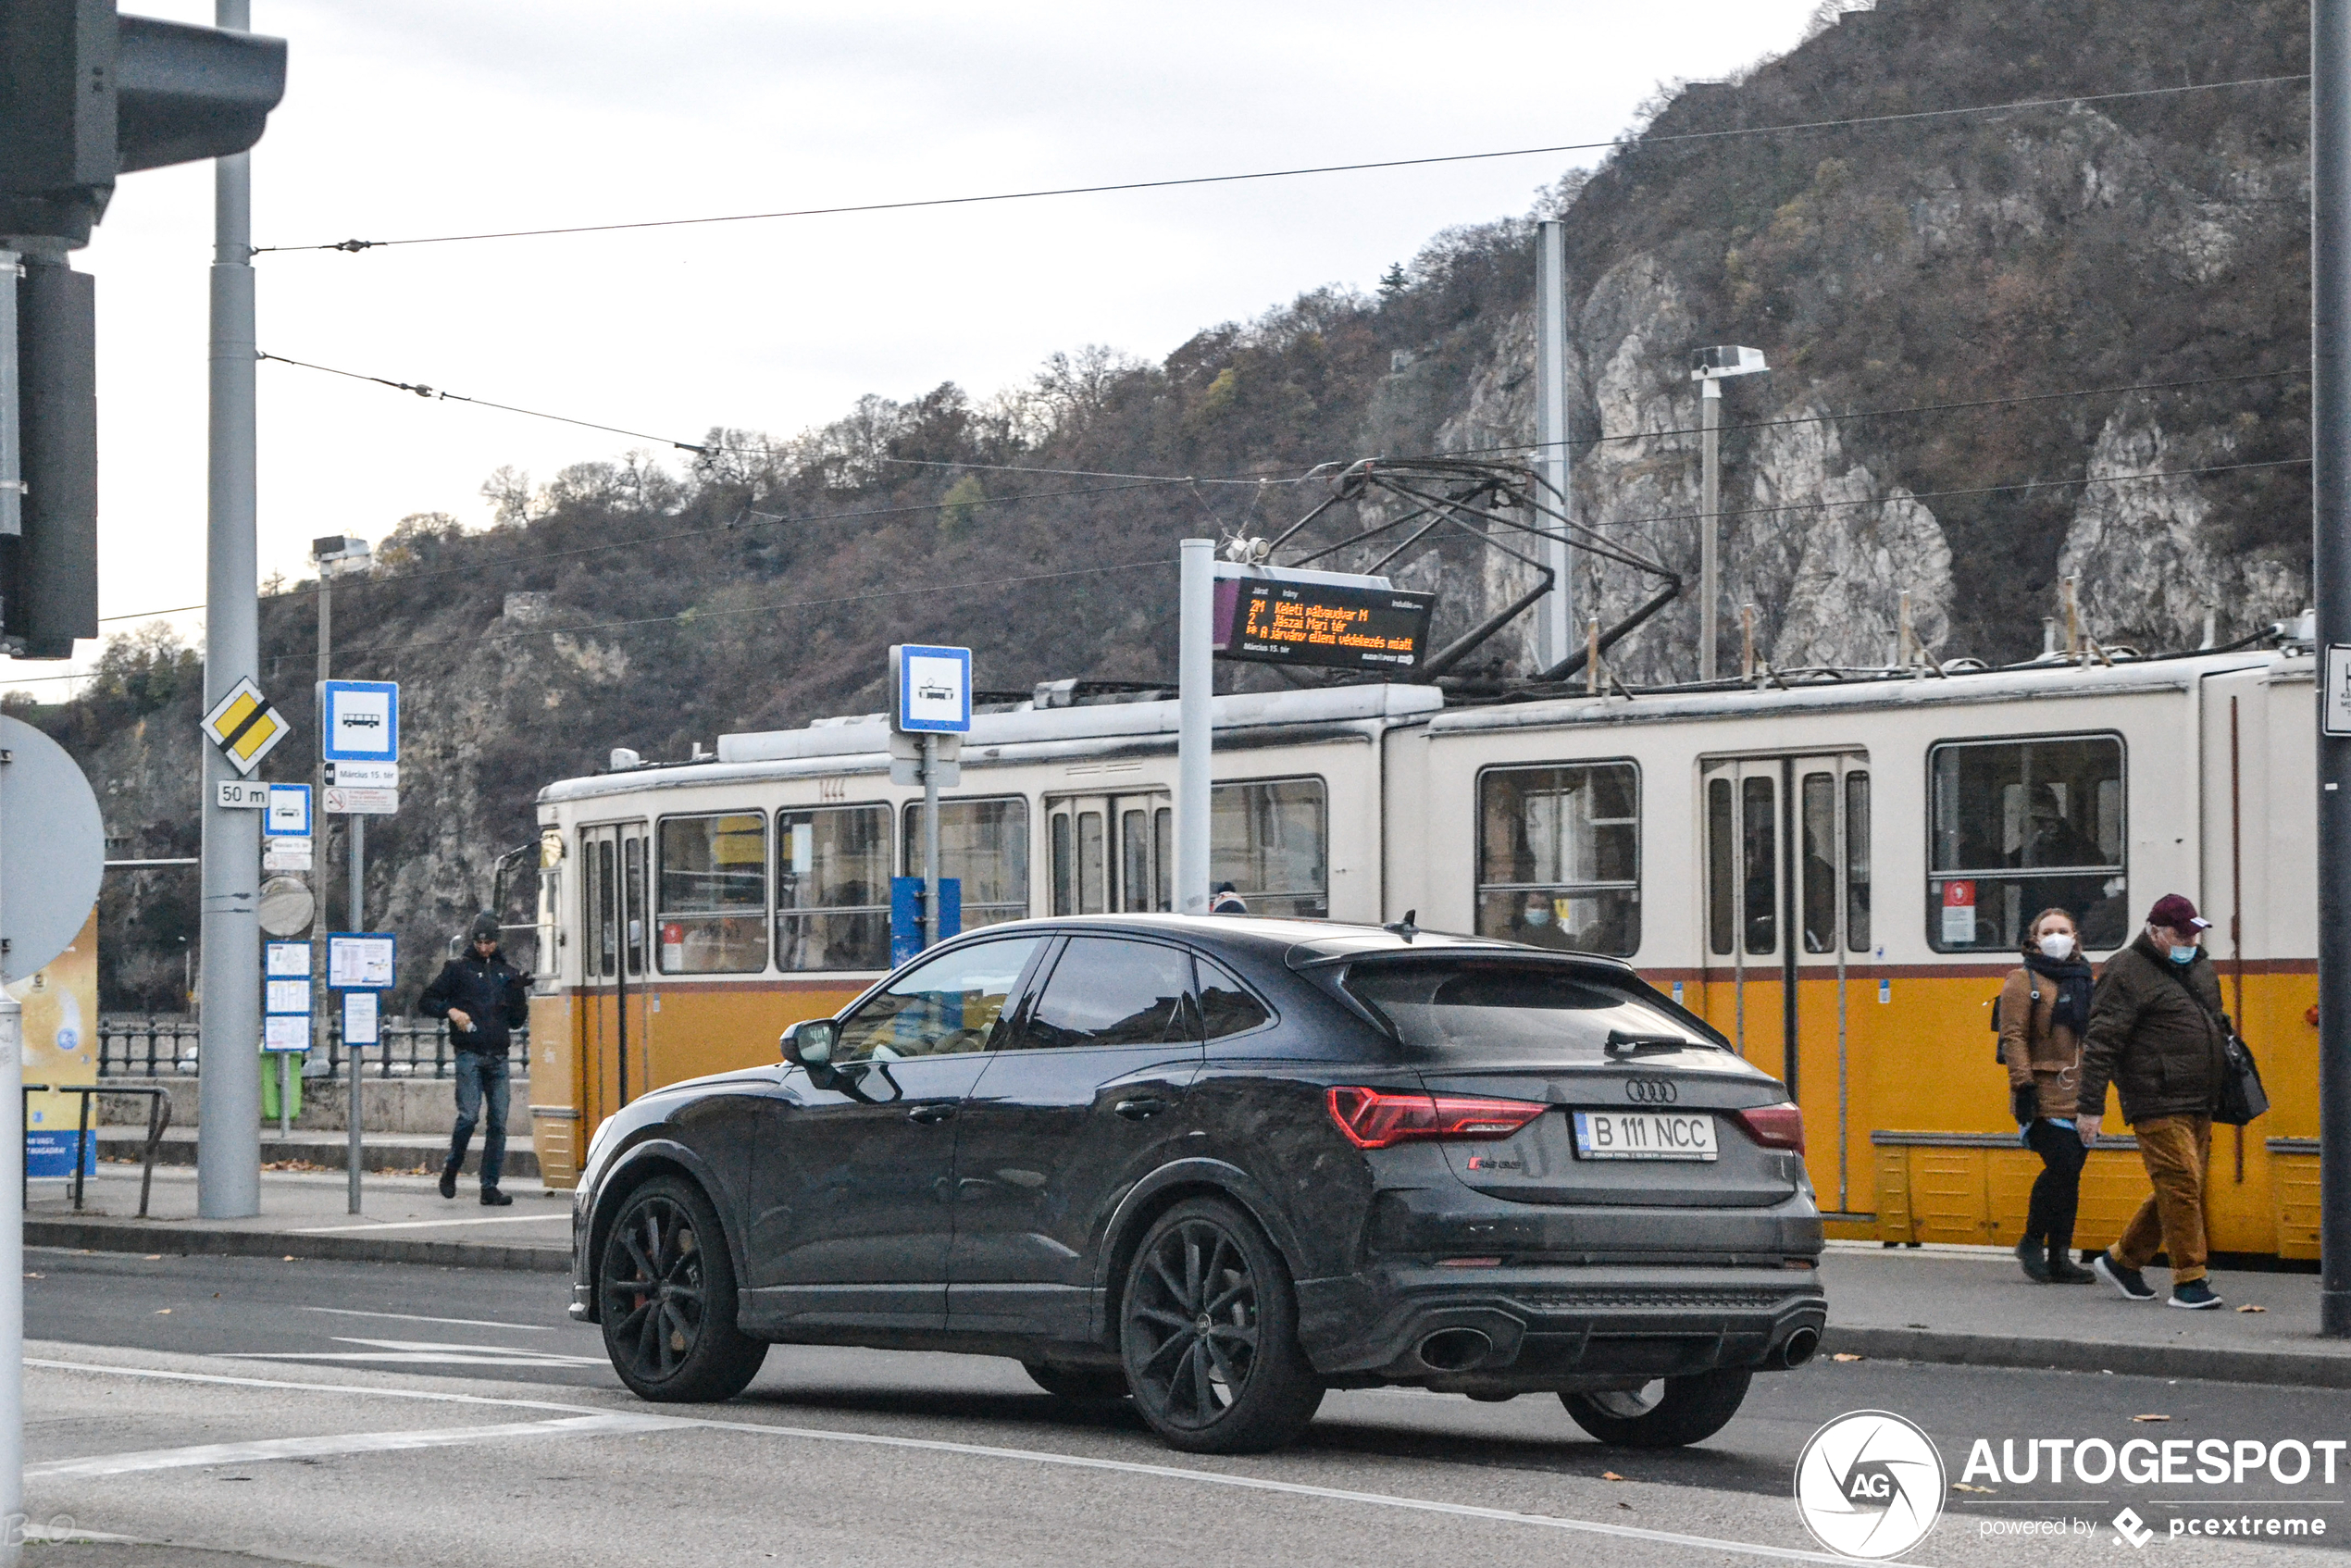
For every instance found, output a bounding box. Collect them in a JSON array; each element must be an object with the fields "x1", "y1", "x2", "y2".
[{"x1": 1794, "y1": 1410, "x2": 1947, "y2": 1560}]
